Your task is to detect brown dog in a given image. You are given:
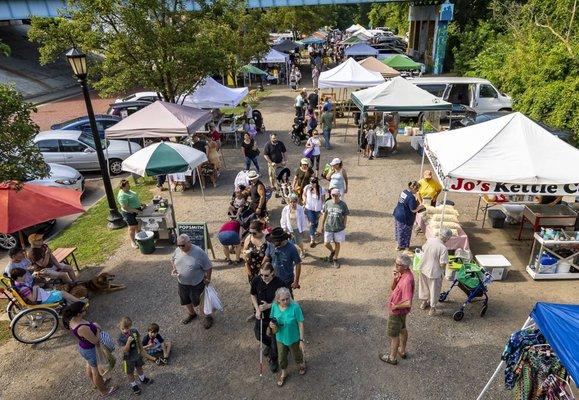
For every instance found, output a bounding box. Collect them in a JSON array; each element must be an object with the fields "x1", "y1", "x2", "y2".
[{"x1": 57, "y1": 272, "x2": 126, "y2": 298}]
